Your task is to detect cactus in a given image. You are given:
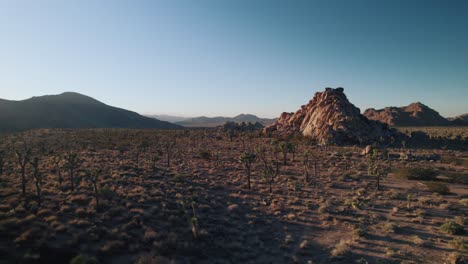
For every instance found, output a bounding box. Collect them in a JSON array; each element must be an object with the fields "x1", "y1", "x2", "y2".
[
  {"x1": 303, "y1": 151, "x2": 311, "y2": 183},
  {"x1": 86, "y1": 168, "x2": 102, "y2": 212},
  {"x1": 263, "y1": 156, "x2": 280, "y2": 193},
  {"x1": 15, "y1": 145, "x2": 31, "y2": 197},
  {"x1": 0, "y1": 149, "x2": 5, "y2": 175},
  {"x1": 163, "y1": 141, "x2": 176, "y2": 167},
  {"x1": 53, "y1": 156, "x2": 63, "y2": 186},
  {"x1": 151, "y1": 154, "x2": 161, "y2": 174},
  {"x1": 239, "y1": 151, "x2": 256, "y2": 190},
  {"x1": 30, "y1": 157, "x2": 42, "y2": 207},
  {"x1": 278, "y1": 141, "x2": 294, "y2": 165},
  {"x1": 65, "y1": 152, "x2": 81, "y2": 192}
]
